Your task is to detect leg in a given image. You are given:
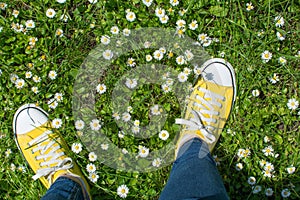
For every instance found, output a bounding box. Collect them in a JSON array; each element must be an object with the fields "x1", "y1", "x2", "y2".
[
  {"x1": 42, "y1": 177, "x2": 84, "y2": 200},
  {"x1": 160, "y1": 58, "x2": 236, "y2": 200},
  {"x1": 159, "y1": 138, "x2": 228, "y2": 200}
]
